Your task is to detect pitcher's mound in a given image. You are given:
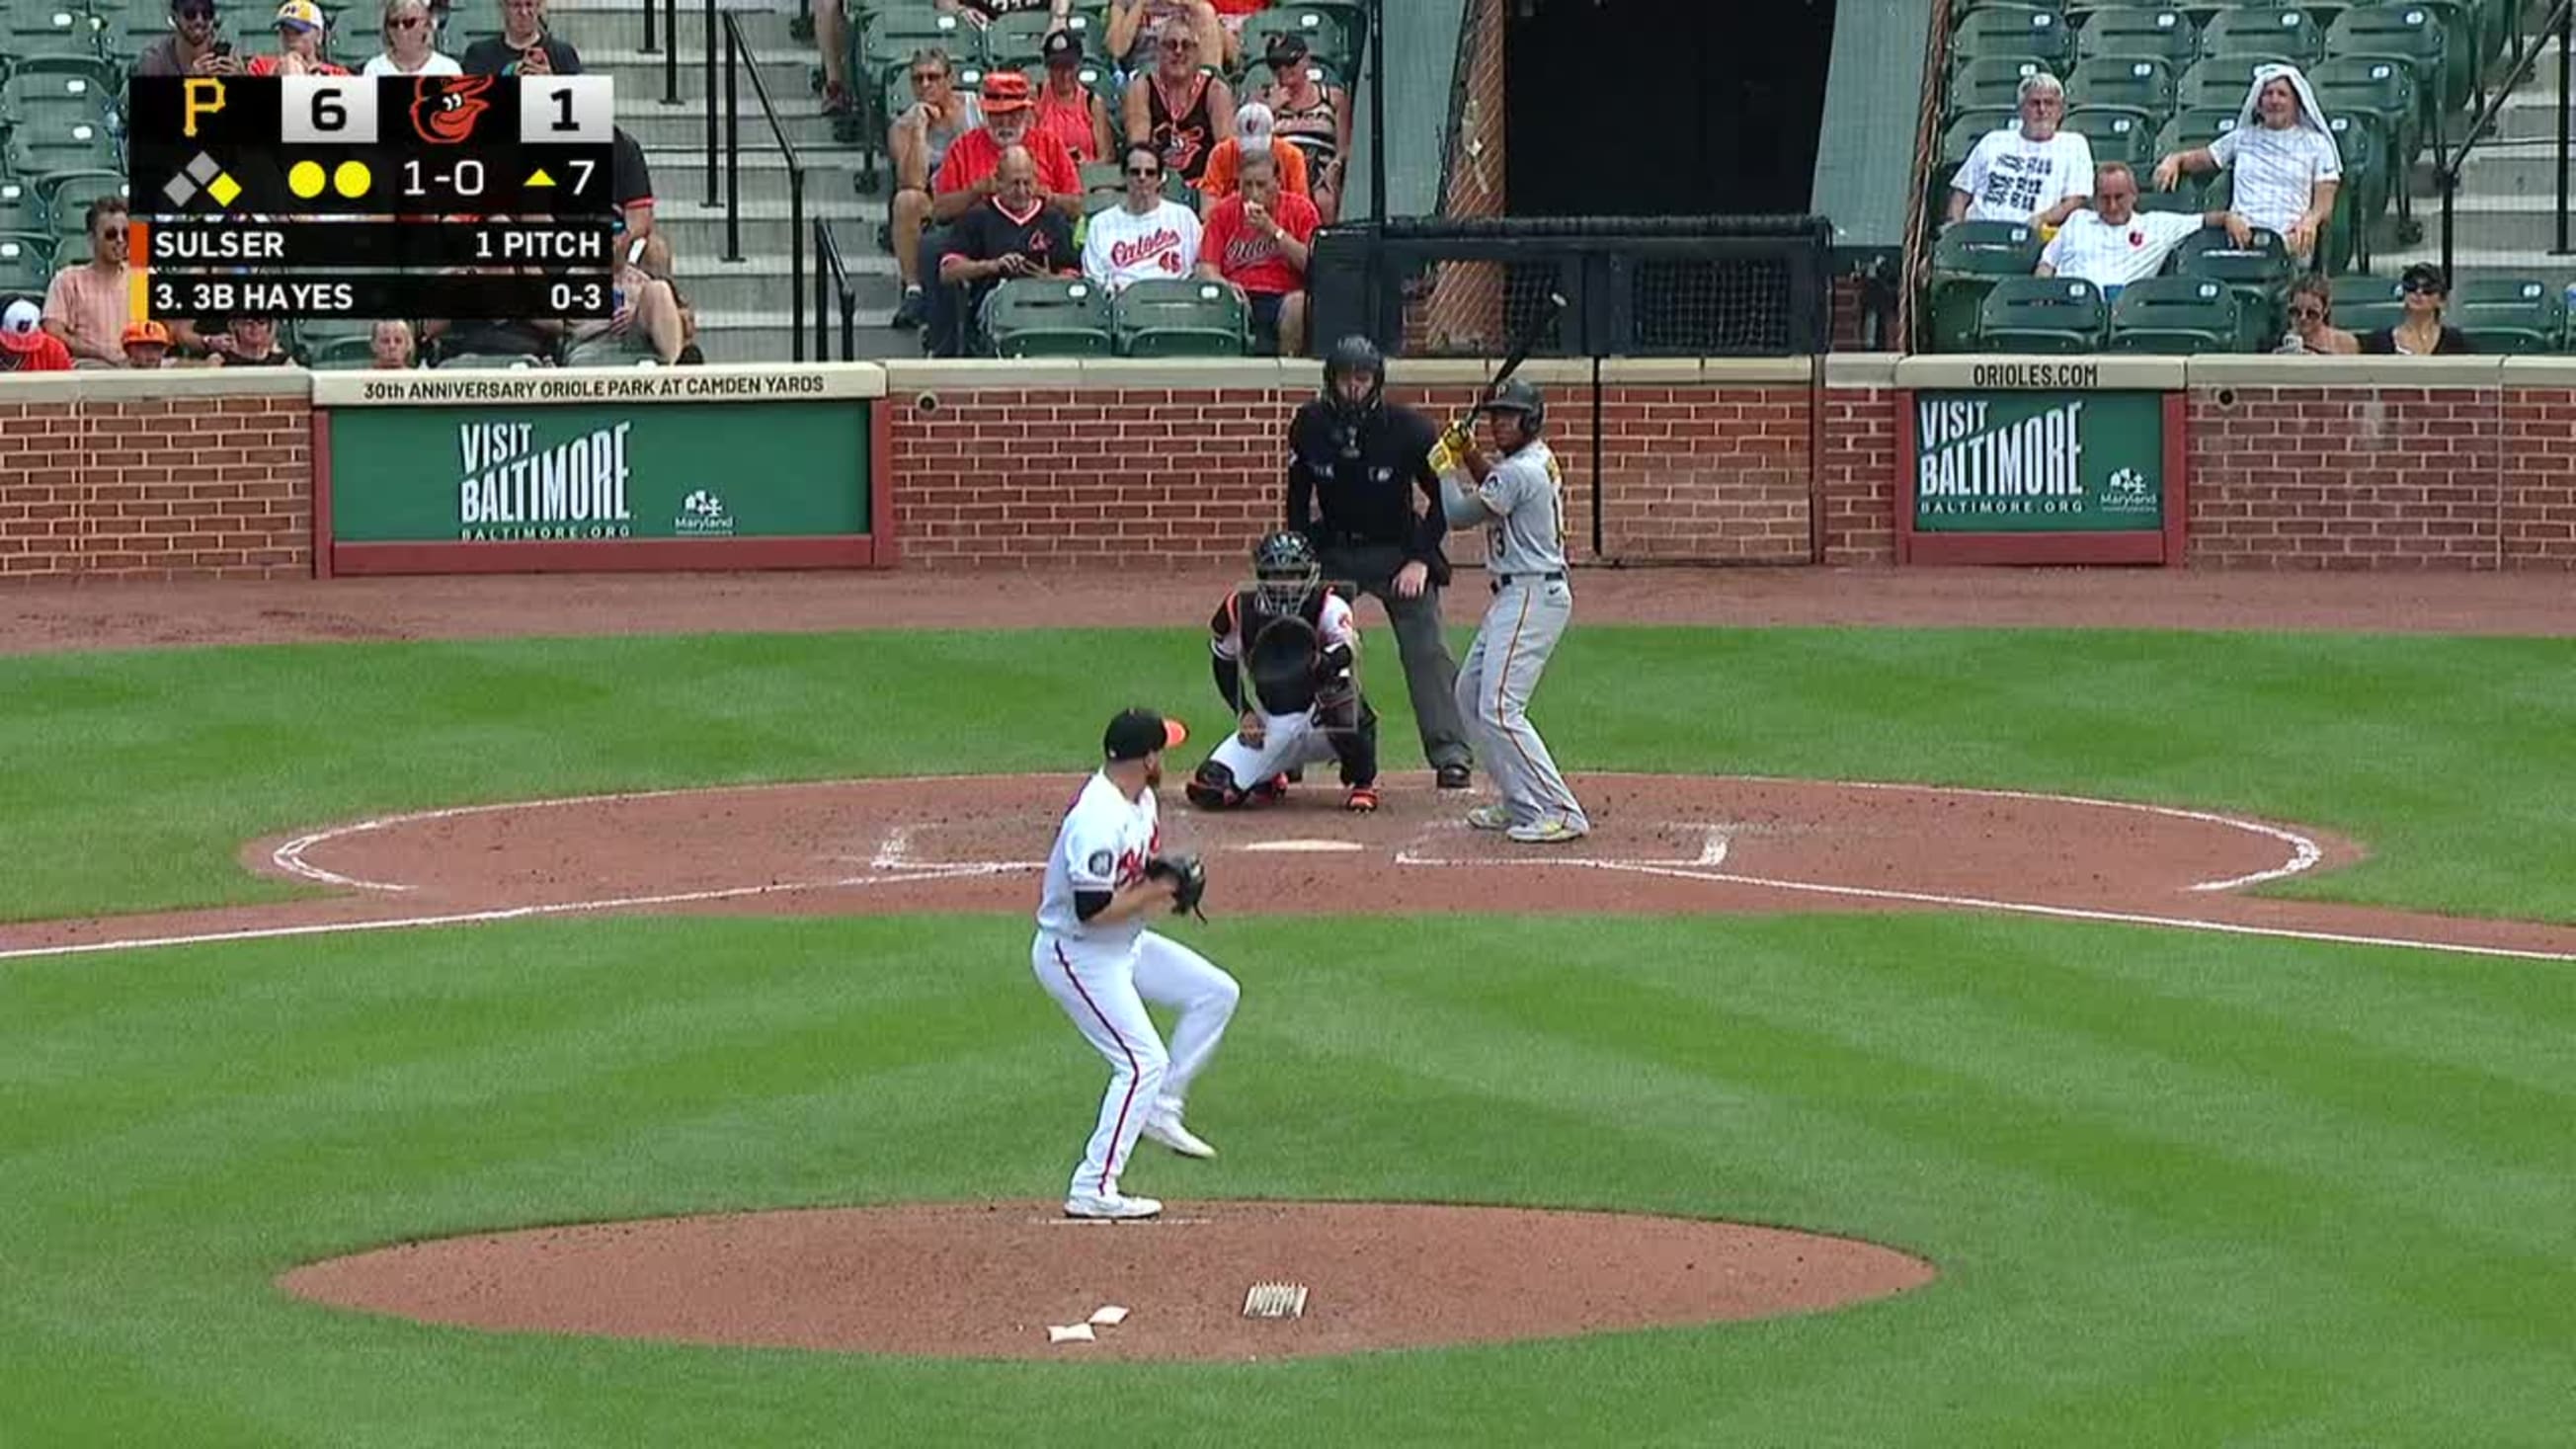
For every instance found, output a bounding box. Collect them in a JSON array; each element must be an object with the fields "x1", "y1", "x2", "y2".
[{"x1": 281, "y1": 1200, "x2": 1936, "y2": 1361}]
